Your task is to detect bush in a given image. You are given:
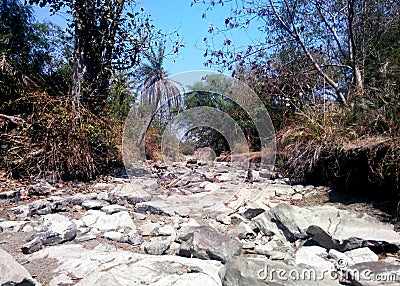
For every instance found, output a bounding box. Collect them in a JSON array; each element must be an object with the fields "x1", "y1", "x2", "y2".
[{"x1": 0, "y1": 91, "x2": 121, "y2": 181}]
